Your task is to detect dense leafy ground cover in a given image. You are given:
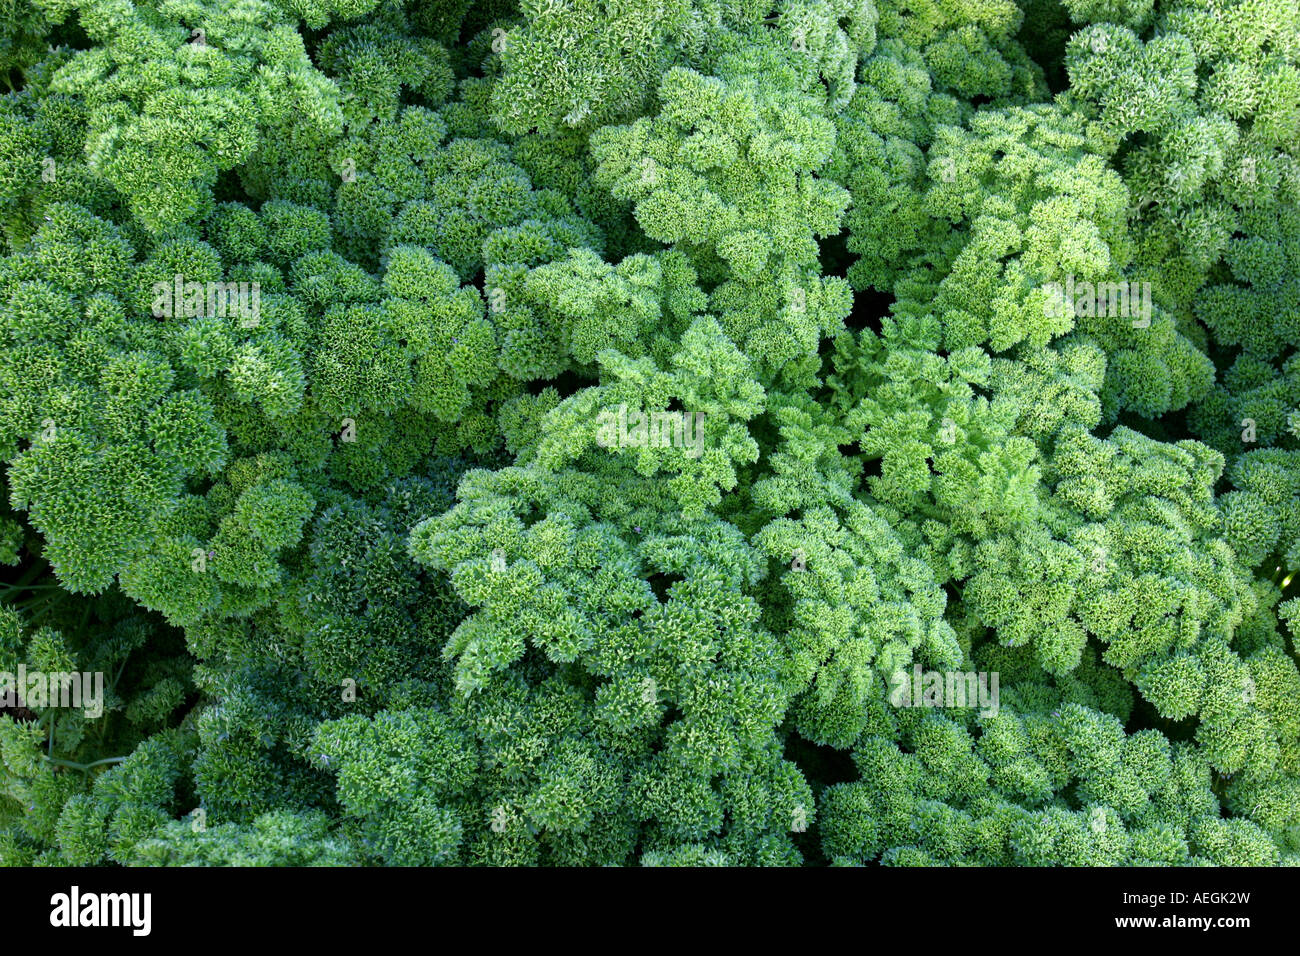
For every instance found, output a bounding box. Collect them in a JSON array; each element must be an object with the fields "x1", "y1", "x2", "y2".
[{"x1": 0, "y1": 0, "x2": 1298, "y2": 866}]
